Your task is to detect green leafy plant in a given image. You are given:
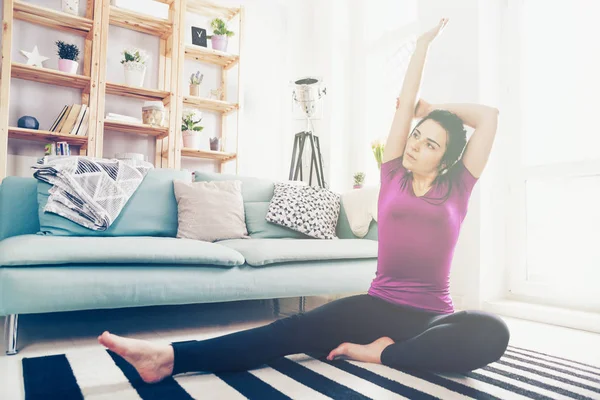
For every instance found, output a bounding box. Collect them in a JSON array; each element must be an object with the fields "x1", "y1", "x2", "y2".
[
  {"x1": 353, "y1": 172, "x2": 365, "y2": 186},
  {"x1": 182, "y1": 109, "x2": 204, "y2": 132},
  {"x1": 371, "y1": 139, "x2": 385, "y2": 169},
  {"x1": 190, "y1": 71, "x2": 204, "y2": 85},
  {"x1": 120, "y1": 47, "x2": 149, "y2": 64},
  {"x1": 56, "y1": 41, "x2": 80, "y2": 61},
  {"x1": 207, "y1": 18, "x2": 235, "y2": 38}
]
